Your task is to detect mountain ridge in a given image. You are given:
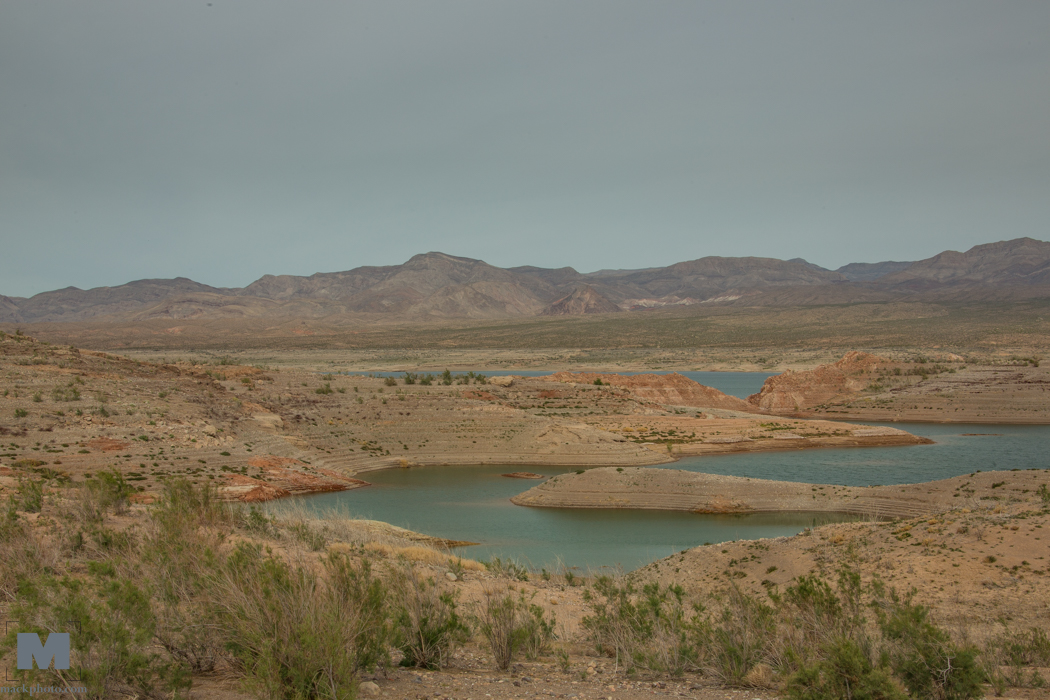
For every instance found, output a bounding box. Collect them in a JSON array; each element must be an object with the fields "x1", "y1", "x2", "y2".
[{"x1": 3, "y1": 238, "x2": 1048, "y2": 325}]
